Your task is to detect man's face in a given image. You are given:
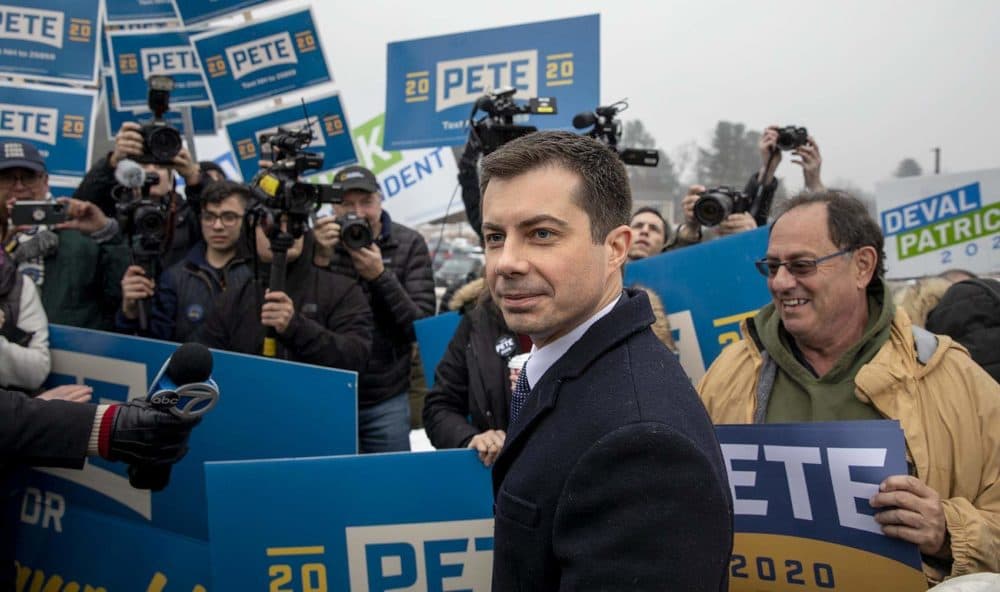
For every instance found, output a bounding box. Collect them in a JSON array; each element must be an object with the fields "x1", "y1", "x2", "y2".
[
  {"x1": 333, "y1": 190, "x2": 382, "y2": 237},
  {"x1": 482, "y1": 164, "x2": 631, "y2": 348},
  {"x1": 0, "y1": 166, "x2": 48, "y2": 212},
  {"x1": 766, "y1": 203, "x2": 870, "y2": 348},
  {"x1": 143, "y1": 163, "x2": 173, "y2": 199},
  {"x1": 628, "y1": 211, "x2": 667, "y2": 260},
  {"x1": 201, "y1": 195, "x2": 245, "y2": 255},
  {"x1": 254, "y1": 223, "x2": 304, "y2": 264}
]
